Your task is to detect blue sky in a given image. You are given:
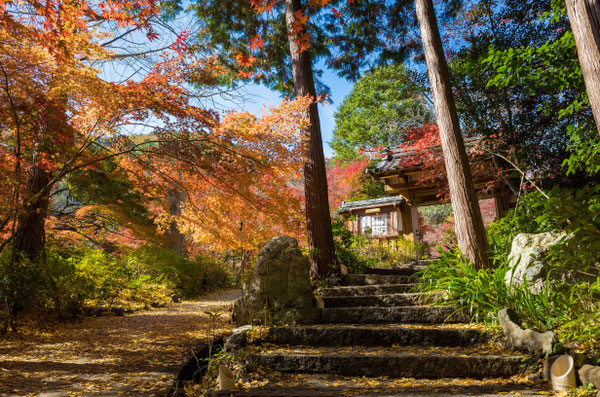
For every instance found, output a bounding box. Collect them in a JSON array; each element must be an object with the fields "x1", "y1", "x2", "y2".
[{"x1": 236, "y1": 69, "x2": 354, "y2": 158}]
